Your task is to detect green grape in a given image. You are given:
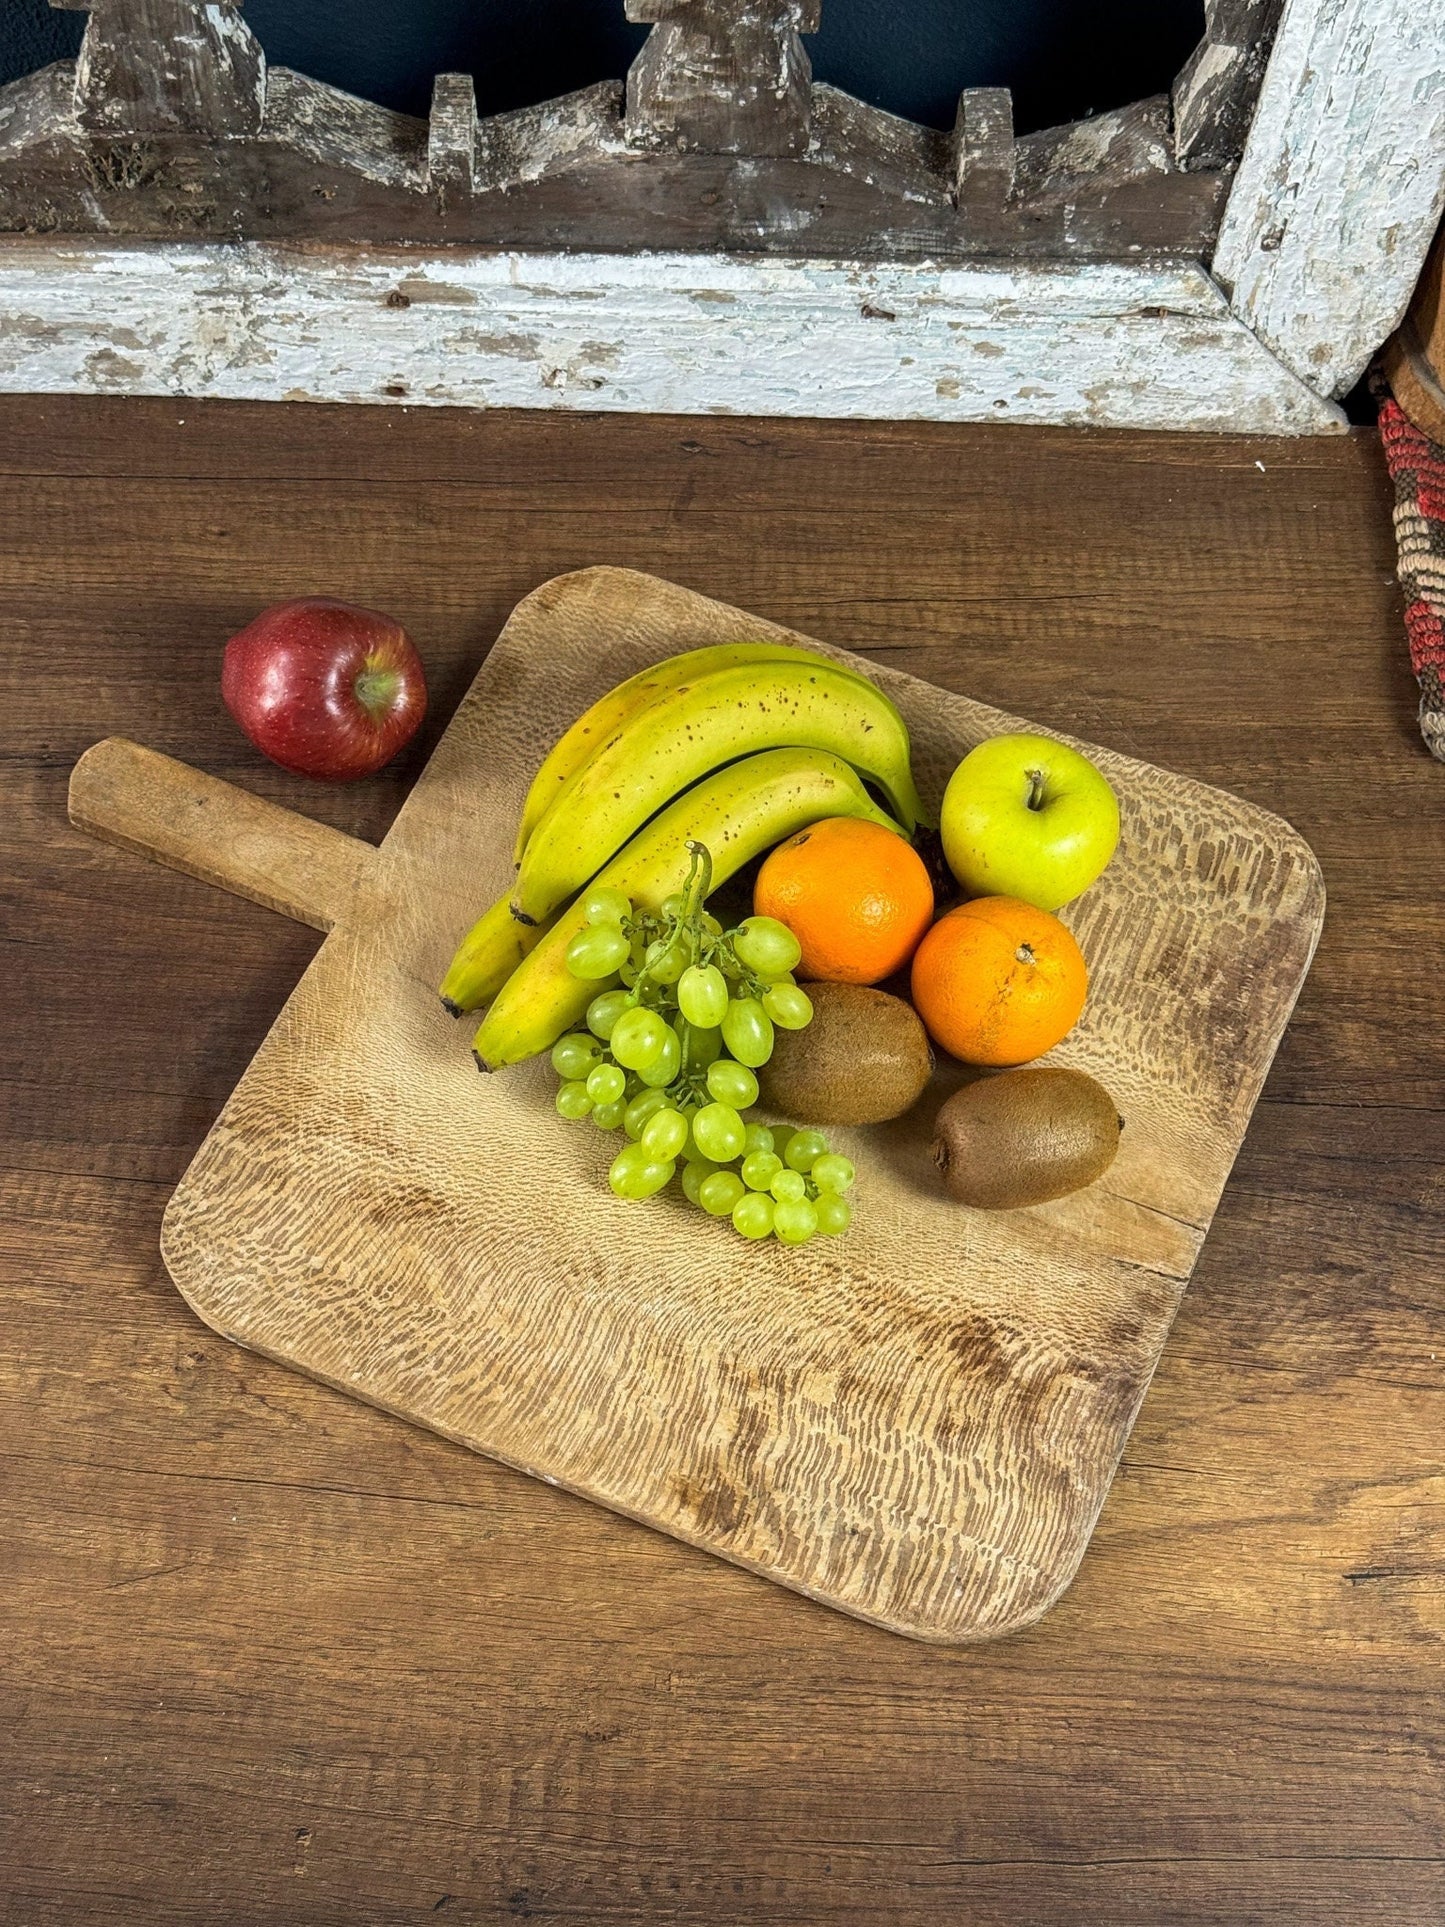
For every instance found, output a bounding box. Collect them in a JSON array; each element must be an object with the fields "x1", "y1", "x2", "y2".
[
  {"x1": 681, "y1": 1157, "x2": 720, "y2": 1206},
  {"x1": 706, "y1": 1057, "x2": 760, "y2": 1109},
  {"x1": 771, "y1": 1168, "x2": 807, "y2": 1204},
  {"x1": 551, "y1": 1030, "x2": 602, "y2": 1079},
  {"x1": 699, "y1": 1170, "x2": 746, "y2": 1217},
  {"x1": 583, "y1": 885, "x2": 633, "y2": 925},
  {"x1": 659, "y1": 893, "x2": 688, "y2": 921},
  {"x1": 608, "y1": 1143, "x2": 675, "y2": 1200},
  {"x1": 732, "y1": 1192, "x2": 776, "y2": 1240},
  {"x1": 647, "y1": 936, "x2": 693, "y2": 986},
  {"x1": 624, "y1": 1087, "x2": 671, "y2": 1140},
  {"x1": 773, "y1": 1198, "x2": 818, "y2": 1245},
  {"x1": 610, "y1": 1006, "x2": 670, "y2": 1070},
  {"x1": 586, "y1": 989, "x2": 632, "y2": 1042},
  {"x1": 555, "y1": 1080, "x2": 593, "y2": 1120},
  {"x1": 741, "y1": 1150, "x2": 783, "y2": 1192},
  {"x1": 810, "y1": 1152, "x2": 855, "y2": 1193},
  {"x1": 677, "y1": 963, "x2": 729, "y2": 1029},
  {"x1": 784, "y1": 1128, "x2": 829, "y2": 1173},
  {"x1": 635, "y1": 1025, "x2": 681, "y2": 1089},
  {"x1": 692, "y1": 1101, "x2": 745, "y2": 1163},
  {"x1": 742, "y1": 1123, "x2": 775, "y2": 1158},
  {"x1": 762, "y1": 983, "x2": 813, "y2": 1031},
  {"x1": 769, "y1": 1127, "x2": 795, "y2": 1165},
  {"x1": 585, "y1": 1061, "x2": 626, "y2": 1106},
  {"x1": 619, "y1": 957, "x2": 640, "y2": 987},
  {"x1": 679, "y1": 1022, "x2": 723, "y2": 1072},
  {"x1": 814, "y1": 1192, "x2": 852, "y2": 1236},
  {"x1": 566, "y1": 921, "x2": 629, "y2": 980},
  {"x1": 642, "y1": 1107, "x2": 690, "y2": 1161},
  {"x1": 721, "y1": 996, "x2": 774, "y2": 1069},
  {"x1": 591, "y1": 1098, "x2": 626, "y2": 1131},
  {"x1": 733, "y1": 915, "x2": 803, "y2": 978},
  {"x1": 699, "y1": 911, "x2": 723, "y2": 939}
]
